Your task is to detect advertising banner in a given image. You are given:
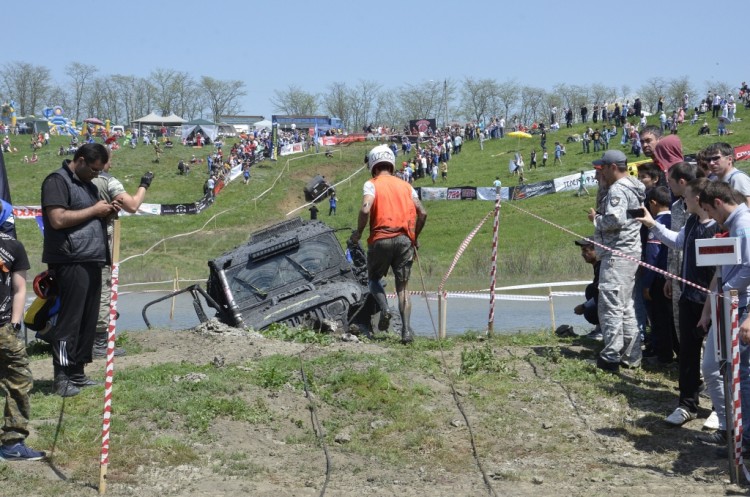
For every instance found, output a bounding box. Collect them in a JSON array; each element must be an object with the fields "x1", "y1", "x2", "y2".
[{"x1": 553, "y1": 170, "x2": 598, "y2": 193}]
